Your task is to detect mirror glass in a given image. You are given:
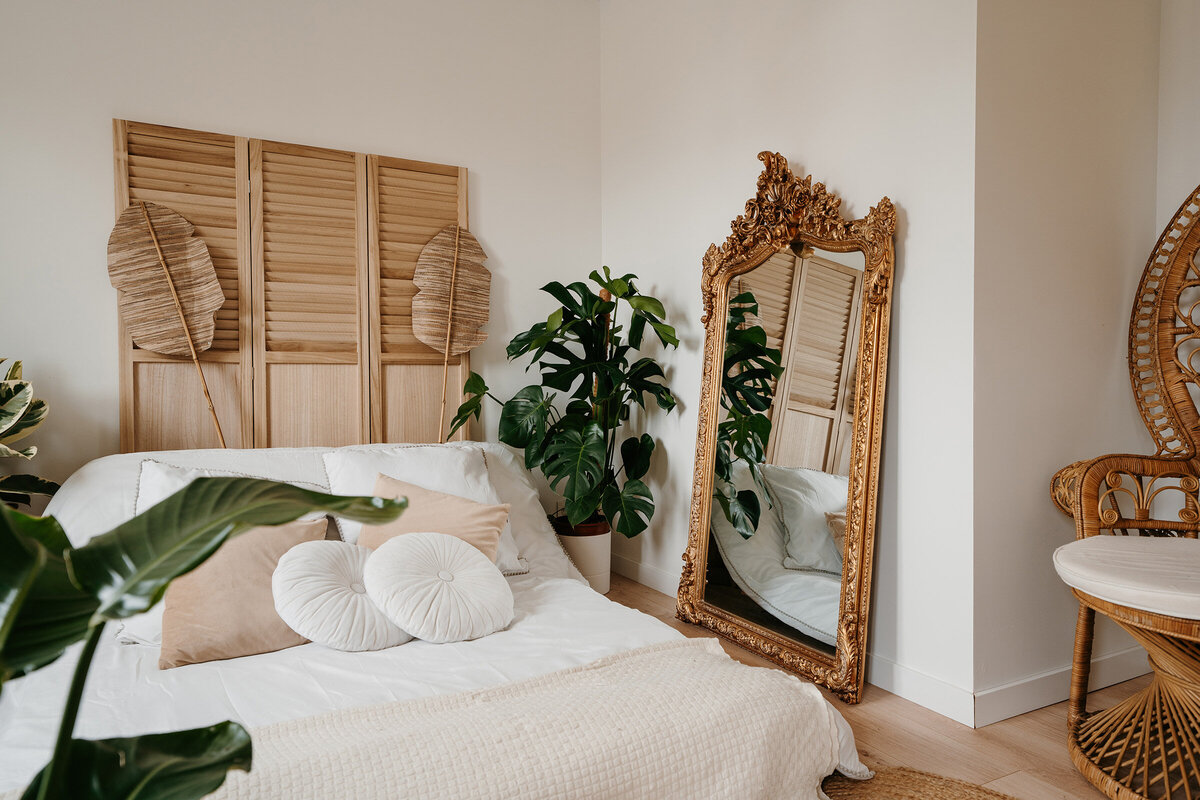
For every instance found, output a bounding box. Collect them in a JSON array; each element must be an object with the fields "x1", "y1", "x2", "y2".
[{"x1": 703, "y1": 243, "x2": 865, "y2": 657}]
